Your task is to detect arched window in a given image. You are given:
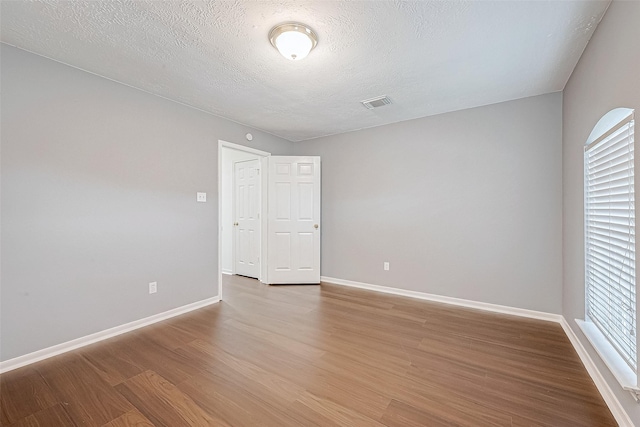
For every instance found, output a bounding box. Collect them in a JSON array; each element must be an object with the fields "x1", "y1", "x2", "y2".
[{"x1": 583, "y1": 108, "x2": 638, "y2": 396}]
